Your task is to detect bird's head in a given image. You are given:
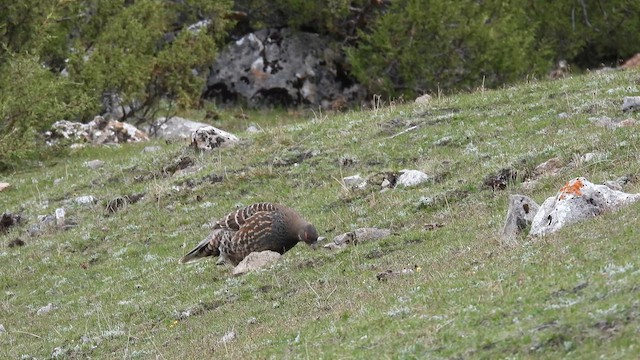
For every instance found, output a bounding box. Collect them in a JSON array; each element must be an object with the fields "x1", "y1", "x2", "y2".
[{"x1": 298, "y1": 223, "x2": 319, "y2": 247}]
